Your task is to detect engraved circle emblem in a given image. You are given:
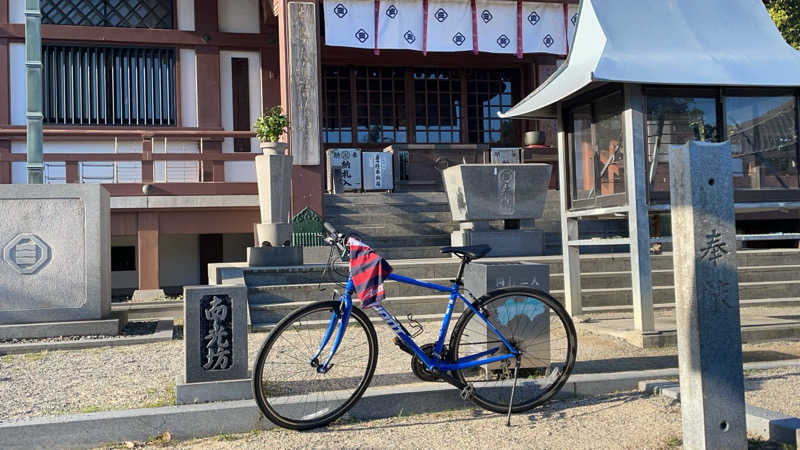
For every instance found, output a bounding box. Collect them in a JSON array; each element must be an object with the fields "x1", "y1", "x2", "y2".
[
  {"x1": 496, "y1": 34, "x2": 511, "y2": 48},
  {"x1": 543, "y1": 34, "x2": 555, "y2": 47},
  {"x1": 527, "y1": 11, "x2": 540, "y2": 25},
  {"x1": 434, "y1": 8, "x2": 448, "y2": 22},
  {"x1": 571, "y1": 13, "x2": 578, "y2": 26},
  {"x1": 404, "y1": 30, "x2": 416, "y2": 44},
  {"x1": 333, "y1": 3, "x2": 348, "y2": 18},
  {"x1": 386, "y1": 4, "x2": 398, "y2": 19},
  {"x1": 452, "y1": 32, "x2": 466, "y2": 46},
  {"x1": 355, "y1": 28, "x2": 370, "y2": 43},
  {"x1": 3, "y1": 233, "x2": 51, "y2": 275},
  {"x1": 481, "y1": 9, "x2": 493, "y2": 23}
]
